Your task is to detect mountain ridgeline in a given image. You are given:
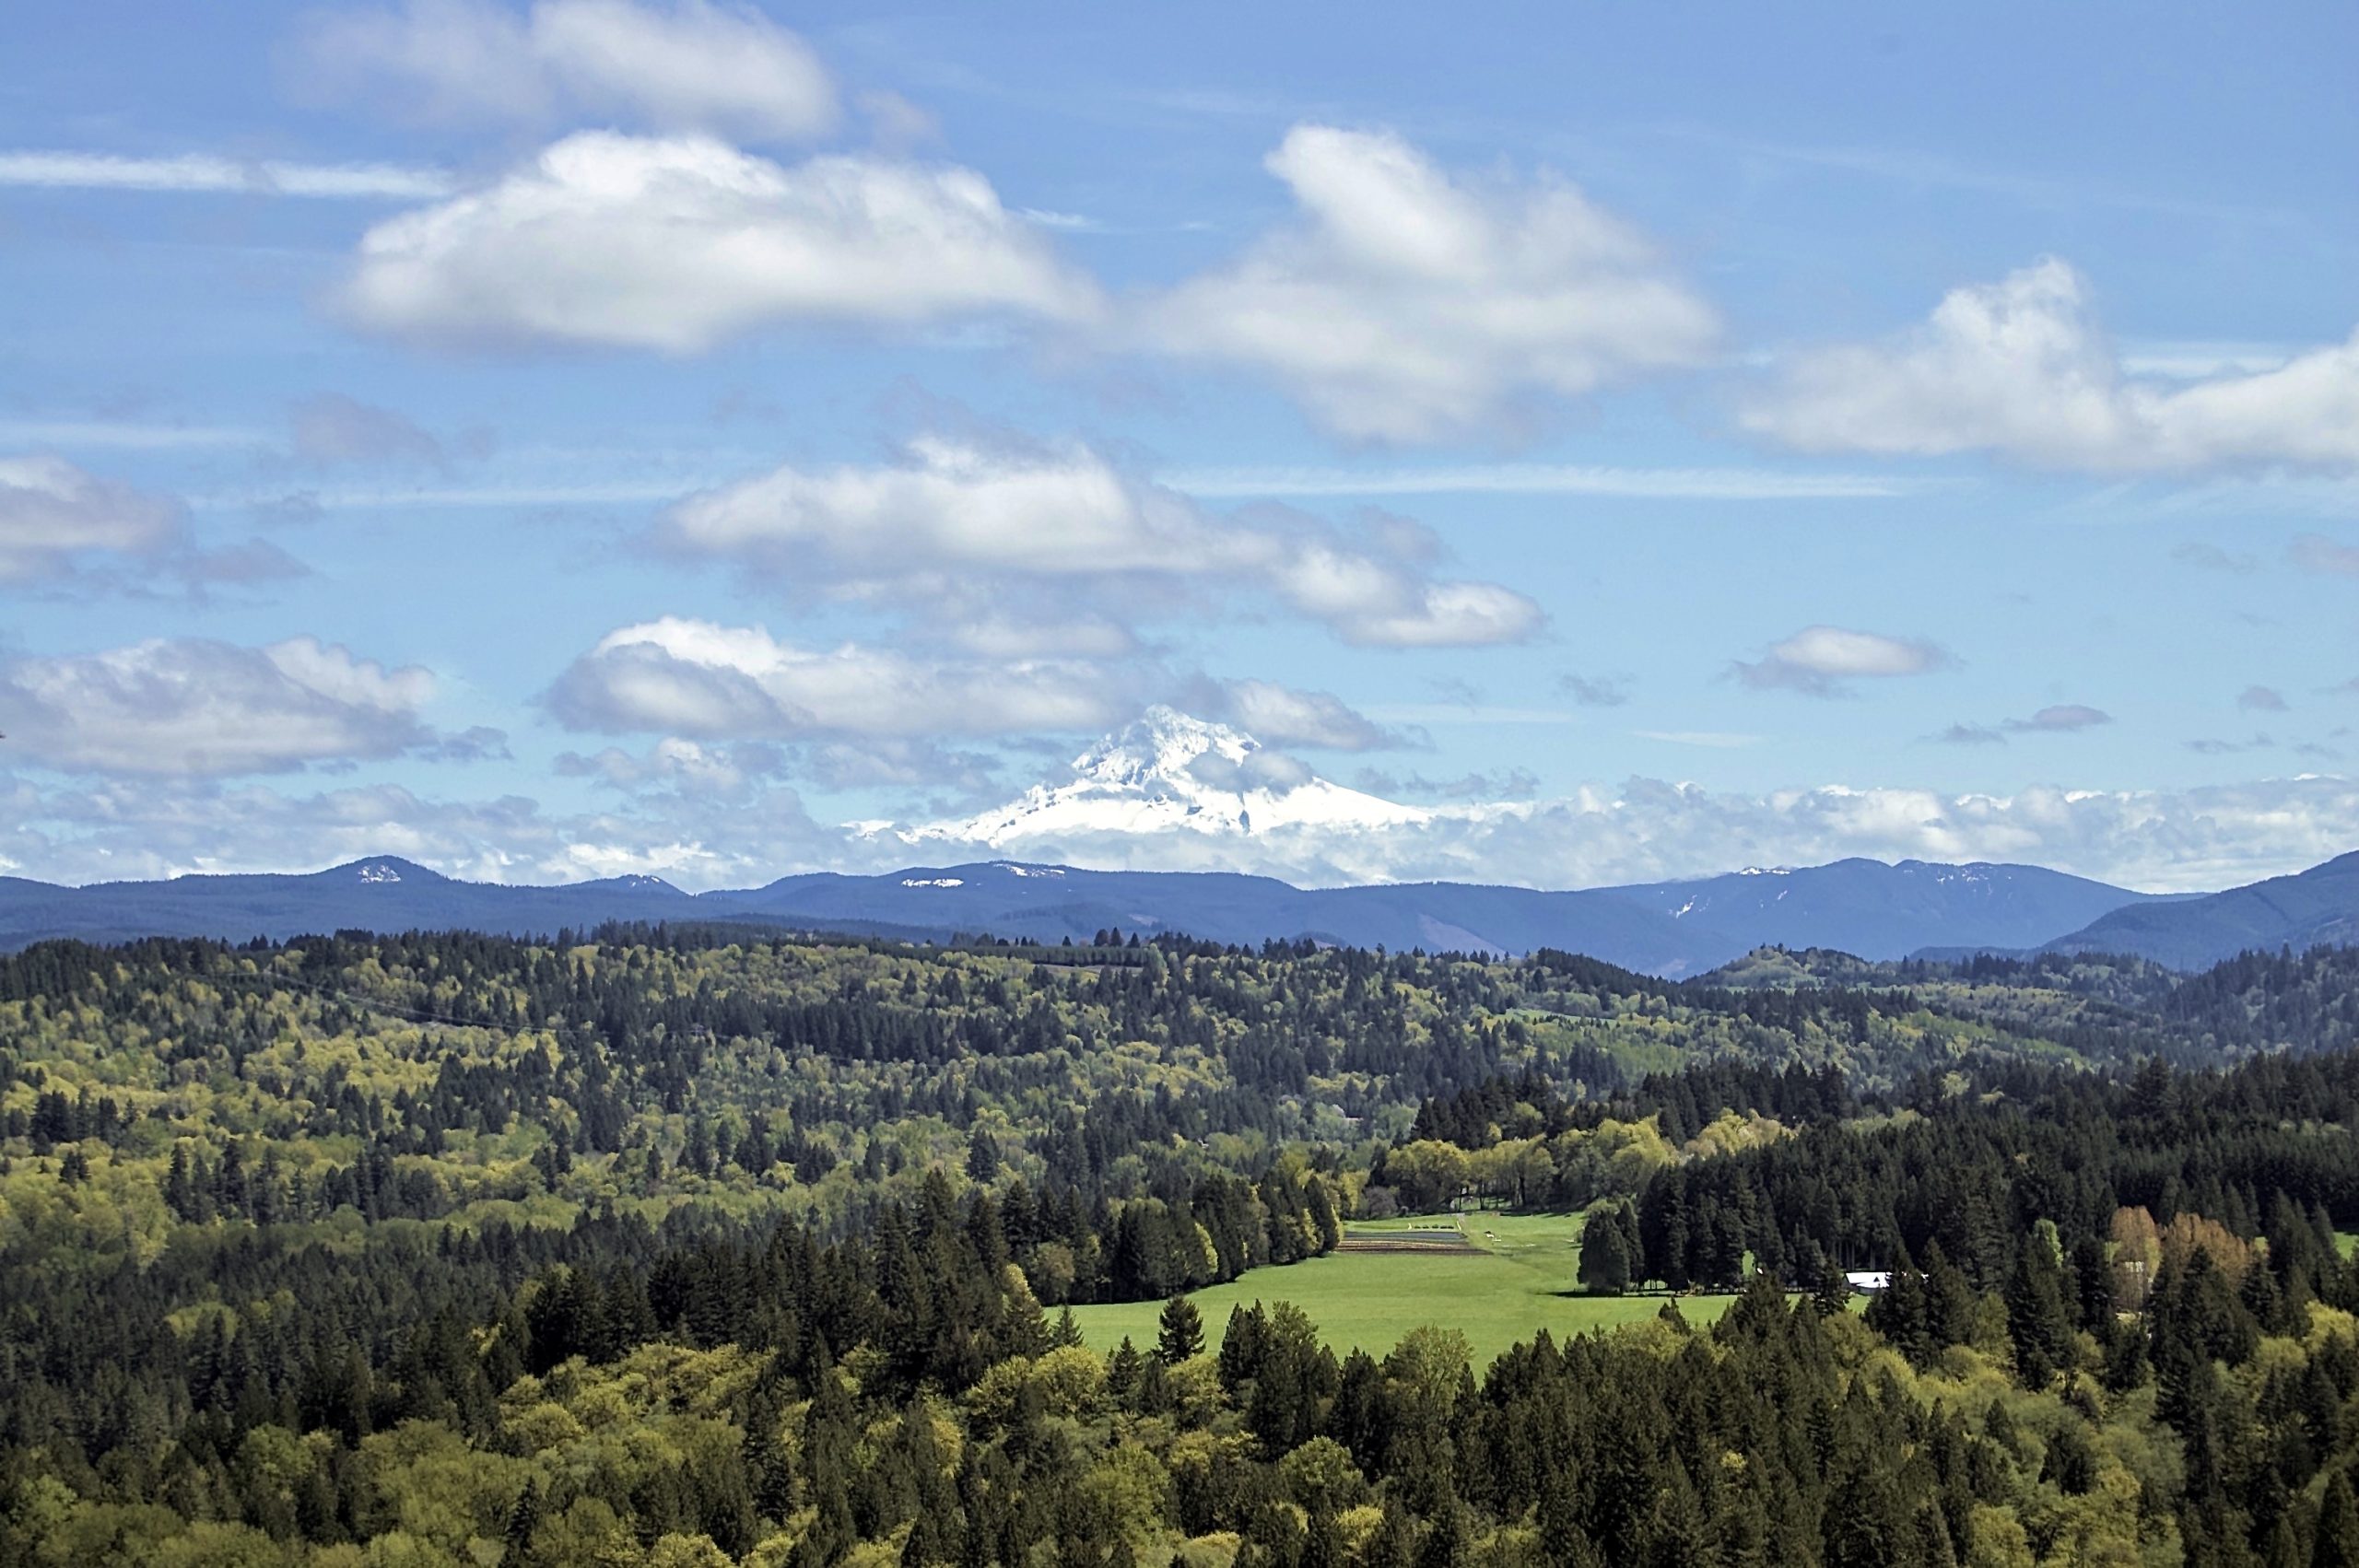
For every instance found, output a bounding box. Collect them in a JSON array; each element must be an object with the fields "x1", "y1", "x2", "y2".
[
  {"x1": 2037, "y1": 848, "x2": 2359, "y2": 968},
  {"x1": 2, "y1": 848, "x2": 2353, "y2": 972}
]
